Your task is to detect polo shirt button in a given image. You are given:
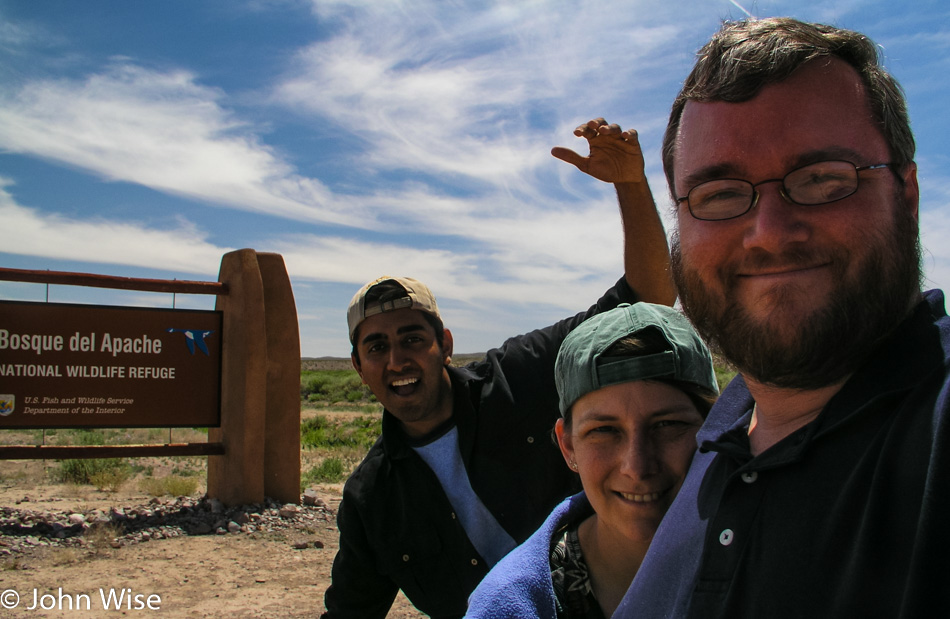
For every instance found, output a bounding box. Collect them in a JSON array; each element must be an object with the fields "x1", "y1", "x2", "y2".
[
  {"x1": 741, "y1": 471, "x2": 758, "y2": 484},
  {"x1": 402, "y1": 554, "x2": 410, "y2": 562},
  {"x1": 471, "y1": 558, "x2": 478, "y2": 566},
  {"x1": 451, "y1": 512, "x2": 457, "y2": 519},
  {"x1": 527, "y1": 436, "x2": 535, "y2": 444},
  {"x1": 719, "y1": 529, "x2": 734, "y2": 546}
]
